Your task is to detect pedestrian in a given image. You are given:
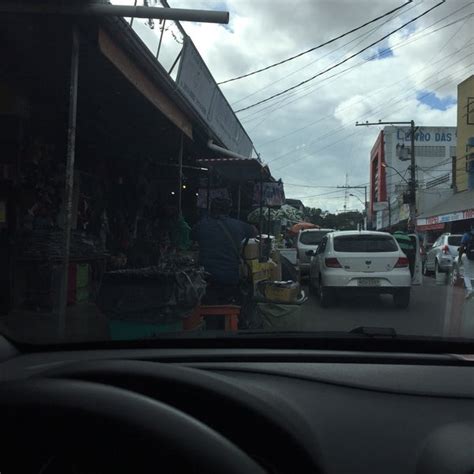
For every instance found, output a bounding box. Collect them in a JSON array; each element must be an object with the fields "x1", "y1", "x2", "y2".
[
  {"x1": 460, "y1": 223, "x2": 474, "y2": 299},
  {"x1": 191, "y1": 198, "x2": 257, "y2": 305},
  {"x1": 393, "y1": 230, "x2": 416, "y2": 278}
]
